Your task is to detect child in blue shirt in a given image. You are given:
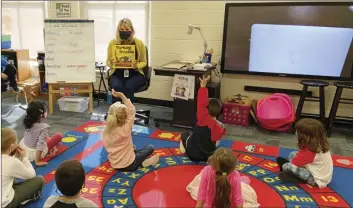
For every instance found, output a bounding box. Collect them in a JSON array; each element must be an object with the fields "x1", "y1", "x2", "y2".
[{"x1": 1, "y1": 57, "x2": 18, "y2": 92}]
